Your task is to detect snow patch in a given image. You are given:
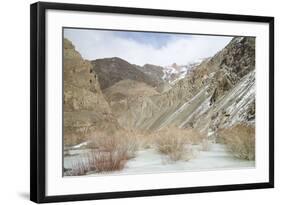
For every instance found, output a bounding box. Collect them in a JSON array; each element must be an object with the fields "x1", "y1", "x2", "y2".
[
  {"x1": 162, "y1": 60, "x2": 201, "y2": 84},
  {"x1": 68, "y1": 141, "x2": 88, "y2": 150}
]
